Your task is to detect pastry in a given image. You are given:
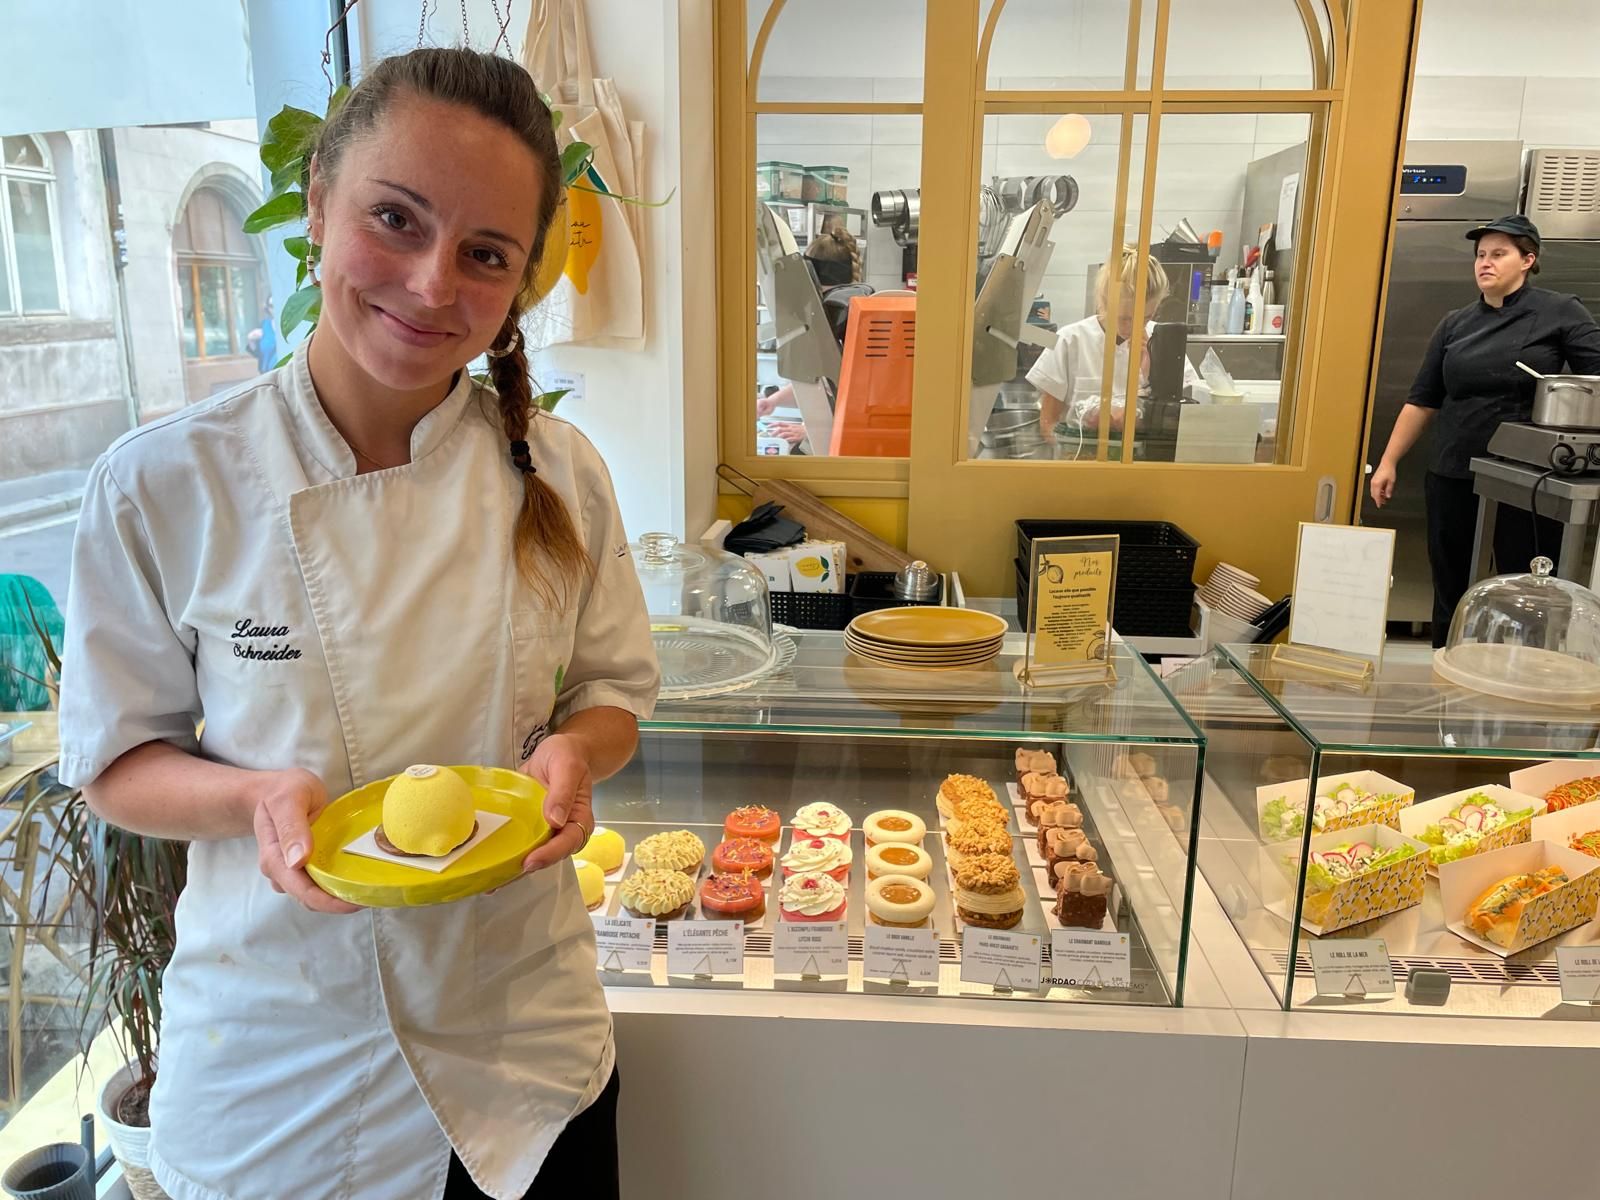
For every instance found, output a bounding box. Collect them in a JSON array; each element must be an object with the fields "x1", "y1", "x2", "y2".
[
  {"x1": 866, "y1": 841, "x2": 933, "y2": 881},
  {"x1": 1415, "y1": 794, "x2": 1535, "y2": 867},
  {"x1": 1568, "y1": 829, "x2": 1600, "y2": 859},
  {"x1": 793, "y1": 802, "x2": 852, "y2": 840},
  {"x1": 1055, "y1": 862, "x2": 1114, "y2": 929},
  {"x1": 779, "y1": 870, "x2": 847, "y2": 922},
  {"x1": 866, "y1": 874, "x2": 936, "y2": 928},
  {"x1": 781, "y1": 835, "x2": 853, "y2": 881},
  {"x1": 937, "y1": 774, "x2": 996, "y2": 819},
  {"x1": 581, "y1": 826, "x2": 626, "y2": 875},
  {"x1": 863, "y1": 809, "x2": 926, "y2": 847},
  {"x1": 1466, "y1": 867, "x2": 1570, "y2": 948},
  {"x1": 1035, "y1": 799, "x2": 1083, "y2": 855},
  {"x1": 1545, "y1": 777, "x2": 1600, "y2": 812},
  {"x1": 1021, "y1": 772, "x2": 1069, "y2": 826},
  {"x1": 945, "y1": 821, "x2": 1013, "y2": 866},
  {"x1": 724, "y1": 804, "x2": 782, "y2": 844},
  {"x1": 711, "y1": 837, "x2": 774, "y2": 879},
  {"x1": 700, "y1": 871, "x2": 766, "y2": 921},
  {"x1": 951, "y1": 852, "x2": 1025, "y2": 930},
  {"x1": 379, "y1": 765, "x2": 476, "y2": 857},
  {"x1": 632, "y1": 830, "x2": 706, "y2": 875},
  {"x1": 574, "y1": 858, "x2": 606, "y2": 911},
  {"x1": 1014, "y1": 748, "x2": 1057, "y2": 787},
  {"x1": 1045, "y1": 828, "x2": 1098, "y2": 879},
  {"x1": 618, "y1": 868, "x2": 694, "y2": 919}
]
